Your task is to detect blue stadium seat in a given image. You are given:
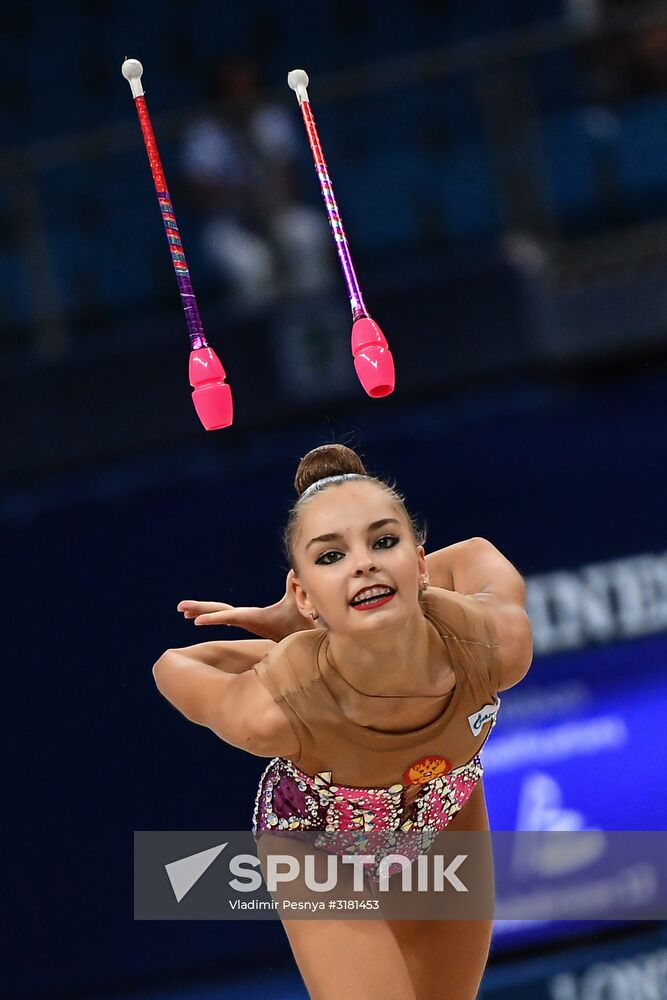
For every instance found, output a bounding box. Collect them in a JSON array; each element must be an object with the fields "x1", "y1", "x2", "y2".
[
  {"x1": 537, "y1": 111, "x2": 598, "y2": 220},
  {"x1": 436, "y1": 143, "x2": 503, "y2": 237},
  {"x1": 528, "y1": 47, "x2": 585, "y2": 114},
  {"x1": 339, "y1": 148, "x2": 428, "y2": 250},
  {"x1": 0, "y1": 251, "x2": 31, "y2": 330},
  {"x1": 616, "y1": 96, "x2": 667, "y2": 200}
]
